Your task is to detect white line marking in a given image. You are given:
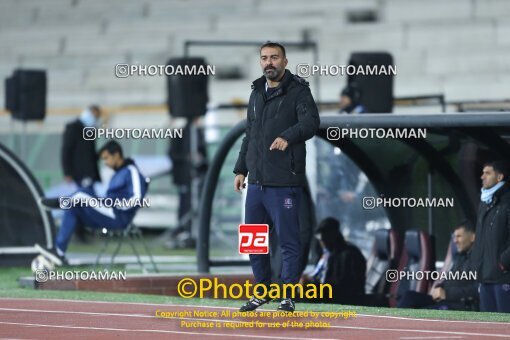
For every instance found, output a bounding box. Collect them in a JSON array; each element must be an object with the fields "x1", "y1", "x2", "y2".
[
  {"x1": 0, "y1": 307, "x2": 509, "y2": 338},
  {"x1": 0, "y1": 308, "x2": 149, "y2": 319},
  {"x1": 1, "y1": 297, "x2": 509, "y2": 326},
  {"x1": 400, "y1": 337, "x2": 464, "y2": 339},
  {"x1": 357, "y1": 313, "x2": 510, "y2": 325},
  {"x1": 0, "y1": 308, "x2": 335, "y2": 340},
  {"x1": 327, "y1": 325, "x2": 509, "y2": 338},
  {"x1": 0, "y1": 321, "x2": 334, "y2": 340},
  {"x1": 0, "y1": 321, "x2": 325, "y2": 340}
]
